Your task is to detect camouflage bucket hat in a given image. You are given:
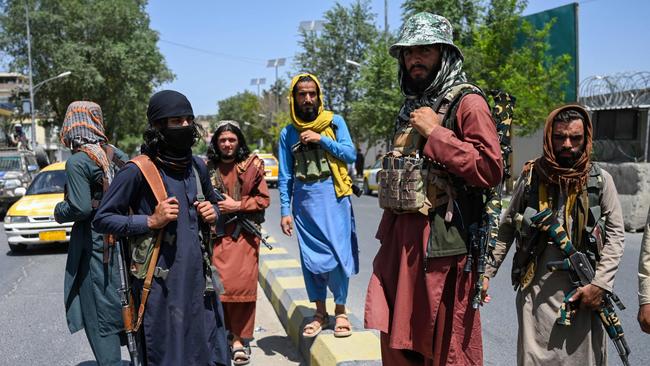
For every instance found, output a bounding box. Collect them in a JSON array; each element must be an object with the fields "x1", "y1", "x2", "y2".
[{"x1": 389, "y1": 12, "x2": 463, "y2": 60}]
